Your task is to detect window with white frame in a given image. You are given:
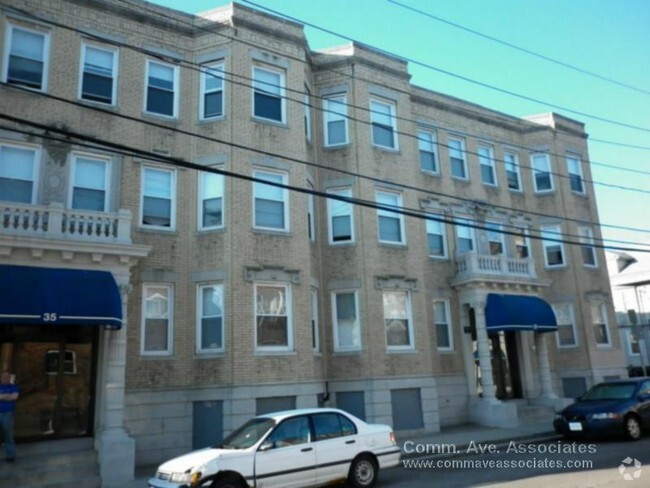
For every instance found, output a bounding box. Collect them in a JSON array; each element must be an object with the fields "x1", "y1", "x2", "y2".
[
  {"x1": 383, "y1": 291, "x2": 413, "y2": 349},
  {"x1": 70, "y1": 154, "x2": 109, "y2": 212},
  {"x1": 253, "y1": 170, "x2": 288, "y2": 231},
  {"x1": 197, "y1": 283, "x2": 224, "y2": 353},
  {"x1": 514, "y1": 225, "x2": 531, "y2": 259},
  {"x1": 591, "y1": 302, "x2": 611, "y2": 346},
  {"x1": 531, "y1": 153, "x2": 553, "y2": 192},
  {"x1": 376, "y1": 190, "x2": 405, "y2": 244},
  {"x1": 553, "y1": 303, "x2": 577, "y2": 347},
  {"x1": 311, "y1": 288, "x2": 319, "y2": 352},
  {"x1": 141, "y1": 166, "x2": 175, "y2": 228},
  {"x1": 255, "y1": 283, "x2": 291, "y2": 350},
  {"x1": 426, "y1": 217, "x2": 447, "y2": 258},
  {"x1": 566, "y1": 154, "x2": 585, "y2": 194},
  {"x1": 200, "y1": 63, "x2": 224, "y2": 120},
  {"x1": 541, "y1": 225, "x2": 565, "y2": 267},
  {"x1": 578, "y1": 226, "x2": 597, "y2": 267},
  {"x1": 0, "y1": 143, "x2": 38, "y2": 204},
  {"x1": 307, "y1": 181, "x2": 315, "y2": 241},
  {"x1": 434, "y1": 300, "x2": 453, "y2": 350},
  {"x1": 455, "y1": 218, "x2": 475, "y2": 254},
  {"x1": 627, "y1": 329, "x2": 641, "y2": 356},
  {"x1": 79, "y1": 44, "x2": 117, "y2": 105},
  {"x1": 448, "y1": 137, "x2": 468, "y2": 179},
  {"x1": 478, "y1": 145, "x2": 496, "y2": 186},
  {"x1": 253, "y1": 66, "x2": 285, "y2": 123},
  {"x1": 199, "y1": 170, "x2": 224, "y2": 230},
  {"x1": 327, "y1": 188, "x2": 354, "y2": 244},
  {"x1": 3, "y1": 24, "x2": 49, "y2": 91},
  {"x1": 323, "y1": 94, "x2": 348, "y2": 146},
  {"x1": 304, "y1": 86, "x2": 312, "y2": 141},
  {"x1": 370, "y1": 99, "x2": 397, "y2": 149},
  {"x1": 145, "y1": 60, "x2": 178, "y2": 117},
  {"x1": 504, "y1": 152, "x2": 521, "y2": 191},
  {"x1": 418, "y1": 130, "x2": 438, "y2": 173},
  {"x1": 332, "y1": 291, "x2": 360, "y2": 352},
  {"x1": 141, "y1": 284, "x2": 173, "y2": 355},
  {"x1": 486, "y1": 222, "x2": 505, "y2": 255}
]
